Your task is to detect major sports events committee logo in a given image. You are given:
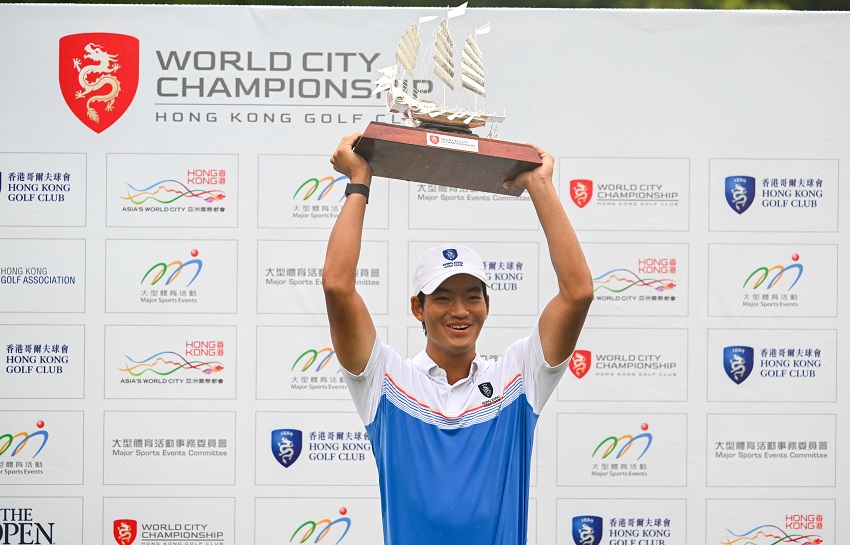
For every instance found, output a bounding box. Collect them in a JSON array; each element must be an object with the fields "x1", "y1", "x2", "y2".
[
  {"x1": 1, "y1": 419, "x2": 49, "y2": 458},
  {"x1": 741, "y1": 253, "x2": 803, "y2": 311},
  {"x1": 569, "y1": 179, "x2": 593, "y2": 209},
  {"x1": 291, "y1": 174, "x2": 348, "y2": 221},
  {"x1": 291, "y1": 508, "x2": 352, "y2": 544},
  {"x1": 272, "y1": 429, "x2": 302, "y2": 468},
  {"x1": 141, "y1": 249, "x2": 203, "y2": 287},
  {"x1": 723, "y1": 346, "x2": 754, "y2": 384},
  {"x1": 744, "y1": 254, "x2": 803, "y2": 291},
  {"x1": 593, "y1": 423, "x2": 653, "y2": 461},
  {"x1": 113, "y1": 519, "x2": 138, "y2": 545},
  {"x1": 59, "y1": 33, "x2": 139, "y2": 133},
  {"x1": 289, "y1": 347, "x2": 347, "y2": 393},
  {"x1": 725, "y1": 176, "x2": 755, "y2": 214},
  {"x1": 293, "y1": 175, "x2": 348, "y2": 203},
  {"x1": 572, "y1": 515, "x2": 603, "y2": 545}
]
